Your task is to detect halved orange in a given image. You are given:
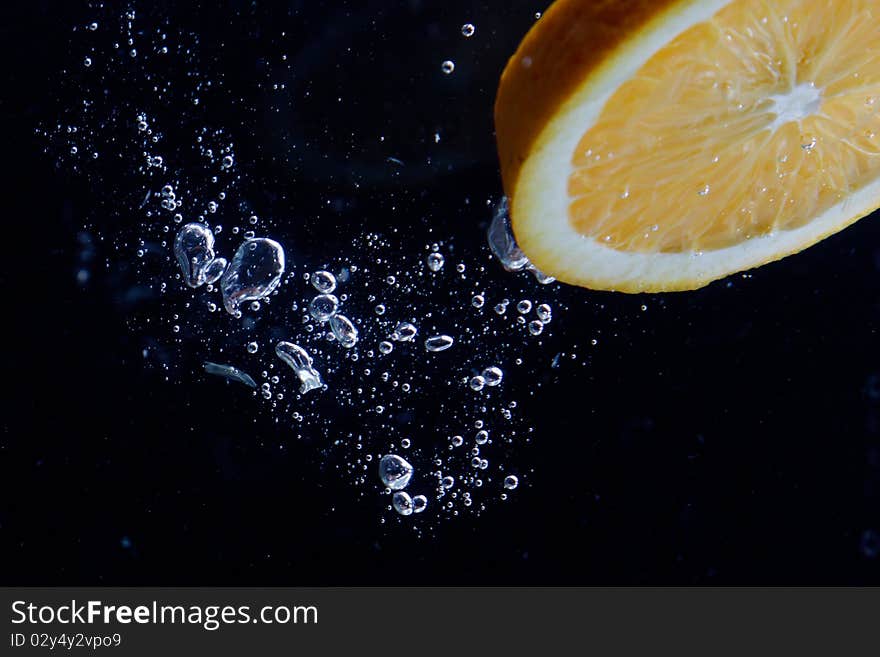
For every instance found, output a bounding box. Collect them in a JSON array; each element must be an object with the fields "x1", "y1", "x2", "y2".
[{"x1": 495, "y1": 0, "x2": 880, "y2": 292}]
